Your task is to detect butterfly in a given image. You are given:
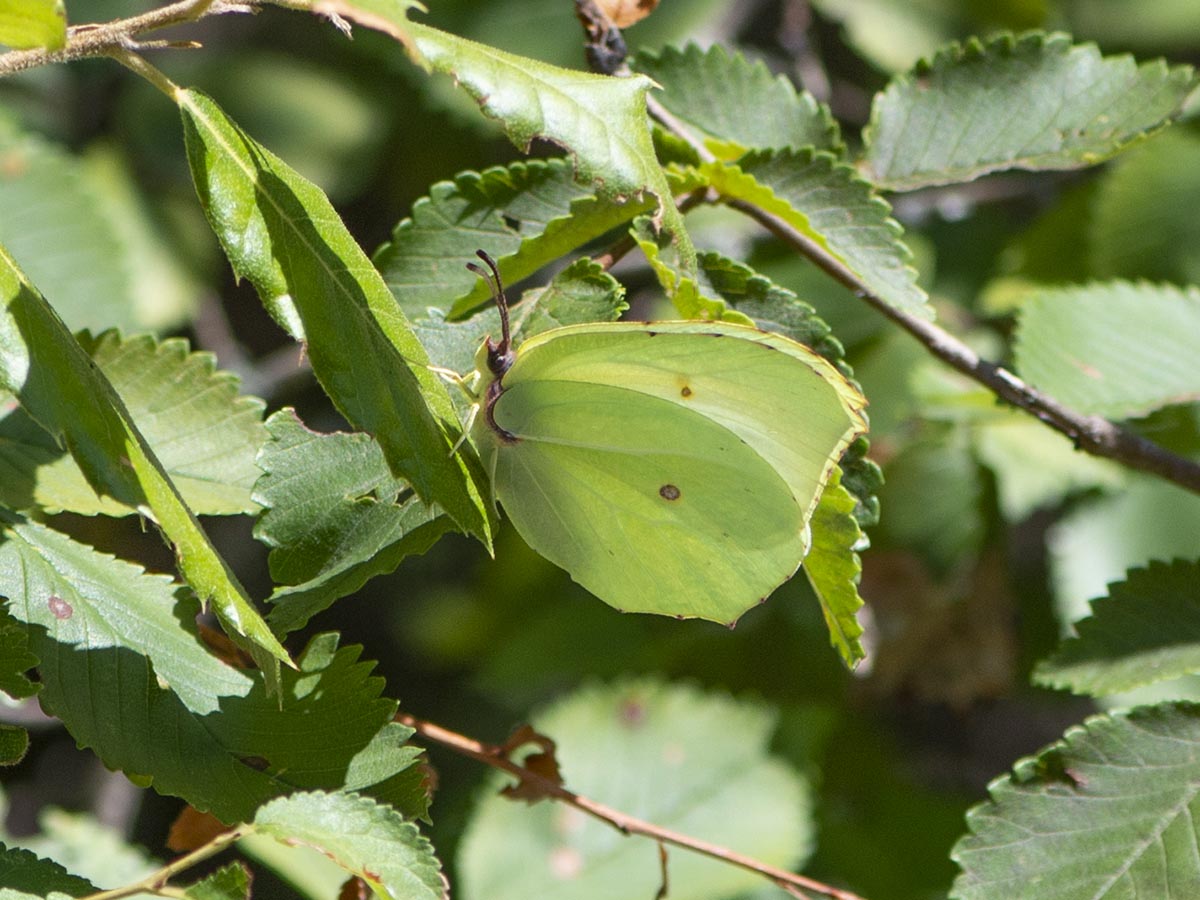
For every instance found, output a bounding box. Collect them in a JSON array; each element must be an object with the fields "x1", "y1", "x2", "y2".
[{"x1": 465, "y1": 251, "x2": 867, "y2": 625}]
